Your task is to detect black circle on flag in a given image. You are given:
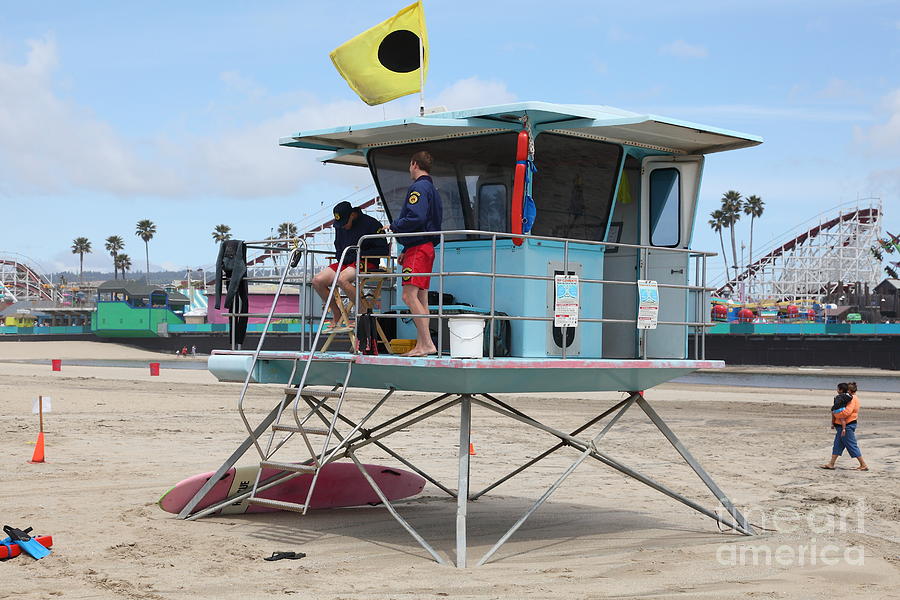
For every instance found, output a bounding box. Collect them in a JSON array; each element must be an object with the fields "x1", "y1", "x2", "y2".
[{"x1": 378, "y1": 30, "x2": 421, "y2": 73}]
